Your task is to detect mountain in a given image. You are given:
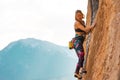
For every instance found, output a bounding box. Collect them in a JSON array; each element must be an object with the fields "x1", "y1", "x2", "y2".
[{"x1": 0, "y1": 38, "x2": 77, "y2": 80}]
